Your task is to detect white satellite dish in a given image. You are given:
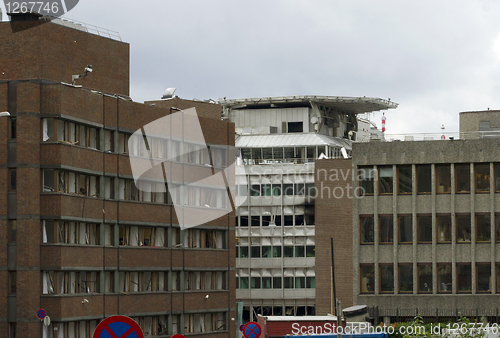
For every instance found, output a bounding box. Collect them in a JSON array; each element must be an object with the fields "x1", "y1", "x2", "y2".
[{"x1": 161, "y1": 88, "x2": 177, "y2": 99}]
